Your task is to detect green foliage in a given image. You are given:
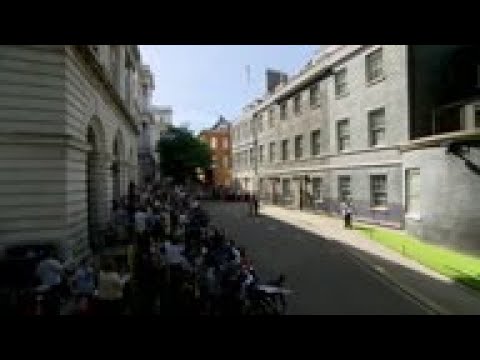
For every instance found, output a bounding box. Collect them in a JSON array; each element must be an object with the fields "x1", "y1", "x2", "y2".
[{"x1": 156, "y1": 126, "x2": 211, "y2": 183}]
